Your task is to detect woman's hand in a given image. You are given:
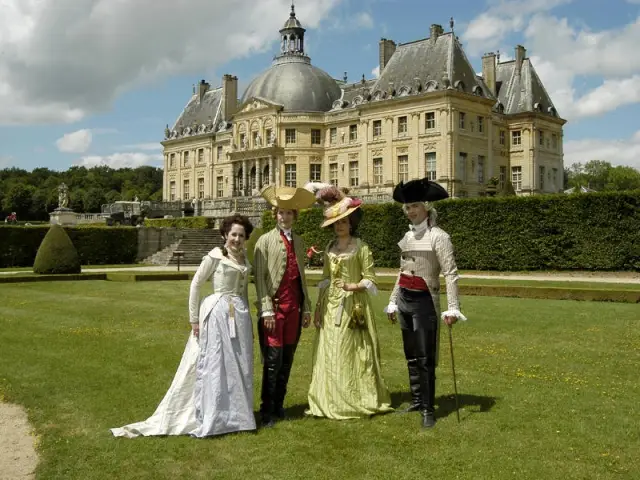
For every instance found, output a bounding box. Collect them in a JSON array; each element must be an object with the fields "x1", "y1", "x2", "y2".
[
  {"x1": 341, "y1": 283, "x2": 359, "y2": 292},
  {"x1": 191, "y1": 322, "x2": 200, "y2": 338},
  {"x1": 314, "y1": 308, "x2": 322, "y2": 328}
]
